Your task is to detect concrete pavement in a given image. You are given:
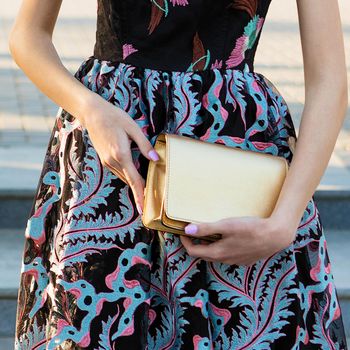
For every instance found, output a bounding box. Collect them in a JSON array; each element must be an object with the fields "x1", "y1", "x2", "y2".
[{"x1": 0, "y1": 0, "x2": 350, "y2": 191}]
